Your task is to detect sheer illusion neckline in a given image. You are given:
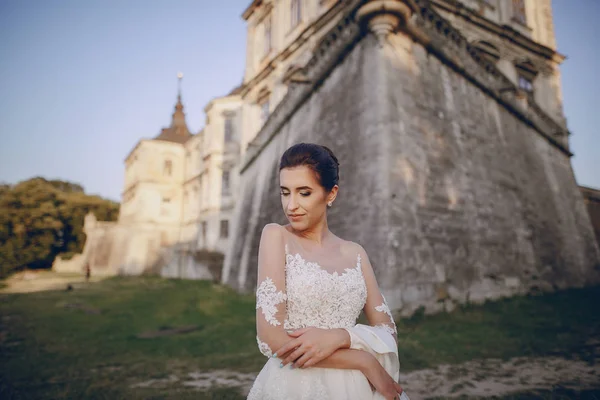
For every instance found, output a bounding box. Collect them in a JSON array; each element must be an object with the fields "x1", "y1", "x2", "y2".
[
  {"x1": 284, "y1": 244, "x2": 362, "y2": 278},
  {"x1": 282, "y1": 226, "x2": 342, "y2": 256}
]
